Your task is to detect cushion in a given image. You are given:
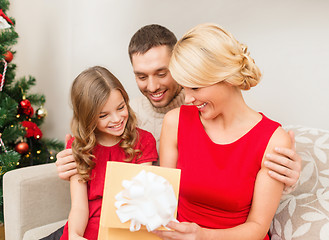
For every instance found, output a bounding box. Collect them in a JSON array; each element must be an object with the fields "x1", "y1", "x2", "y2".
[
  {"x1": 270, "y1": 125, "x2": 329, "y2": 240},
  {"x1": 23, "y1": 219, "x2": 66, "y2": 240}
]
